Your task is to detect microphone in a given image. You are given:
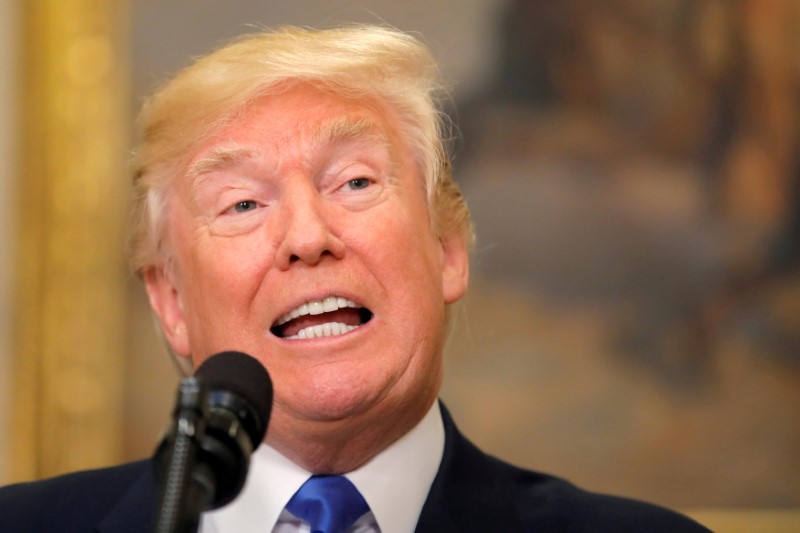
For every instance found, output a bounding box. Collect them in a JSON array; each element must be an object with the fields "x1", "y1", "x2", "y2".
[
  {"x1": 194, "y1": 351, "x2": 273, "y2": 507},
  {"x1": 153, "y1": 351, "x2": 273, "y2": 533}
]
